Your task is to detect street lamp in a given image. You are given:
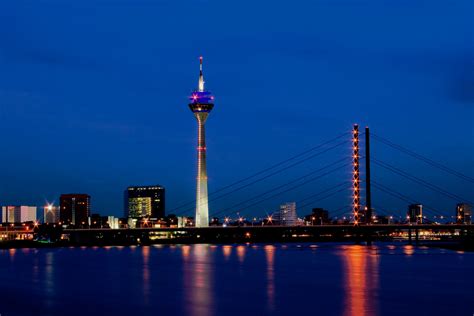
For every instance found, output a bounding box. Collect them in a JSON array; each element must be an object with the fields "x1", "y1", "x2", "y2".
[{"x1": 267, "y1": 215, "x2": 273, "y2": 225}]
